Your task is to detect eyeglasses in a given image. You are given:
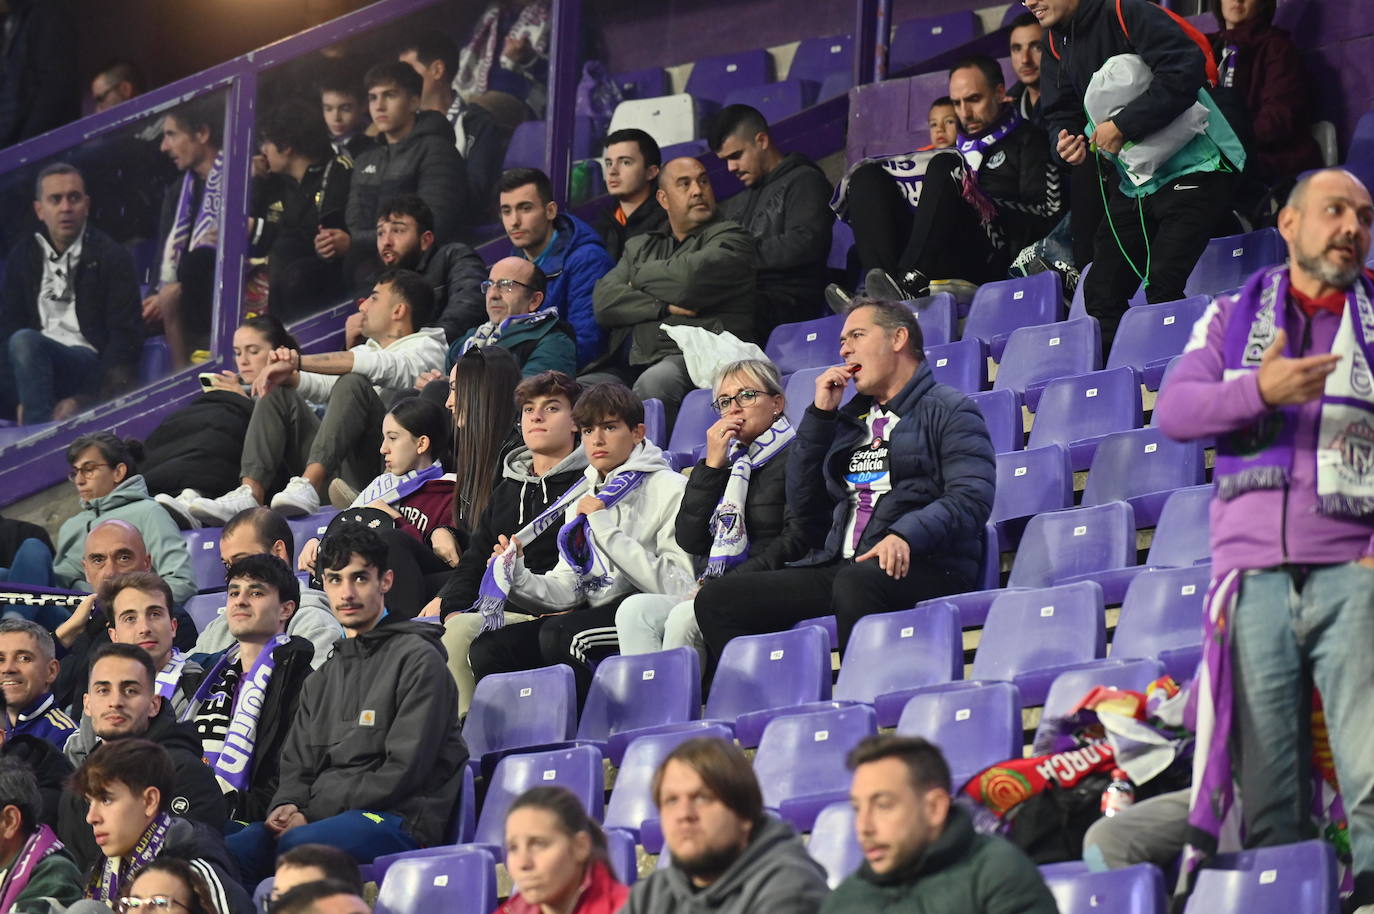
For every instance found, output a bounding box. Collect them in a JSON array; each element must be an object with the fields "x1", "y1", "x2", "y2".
[
  {"x1": 67, "y1": 462, "x2": 112, "y2": 481},
  {"x1": 711, "y1": 389, "x2": 766, "y2": 413},
  {"x1": 481, "y1": 278, "x2": 533, "y2": 295},
  {"x1": 117, "y1": 896, "x2": 189, "y2": 913}
]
